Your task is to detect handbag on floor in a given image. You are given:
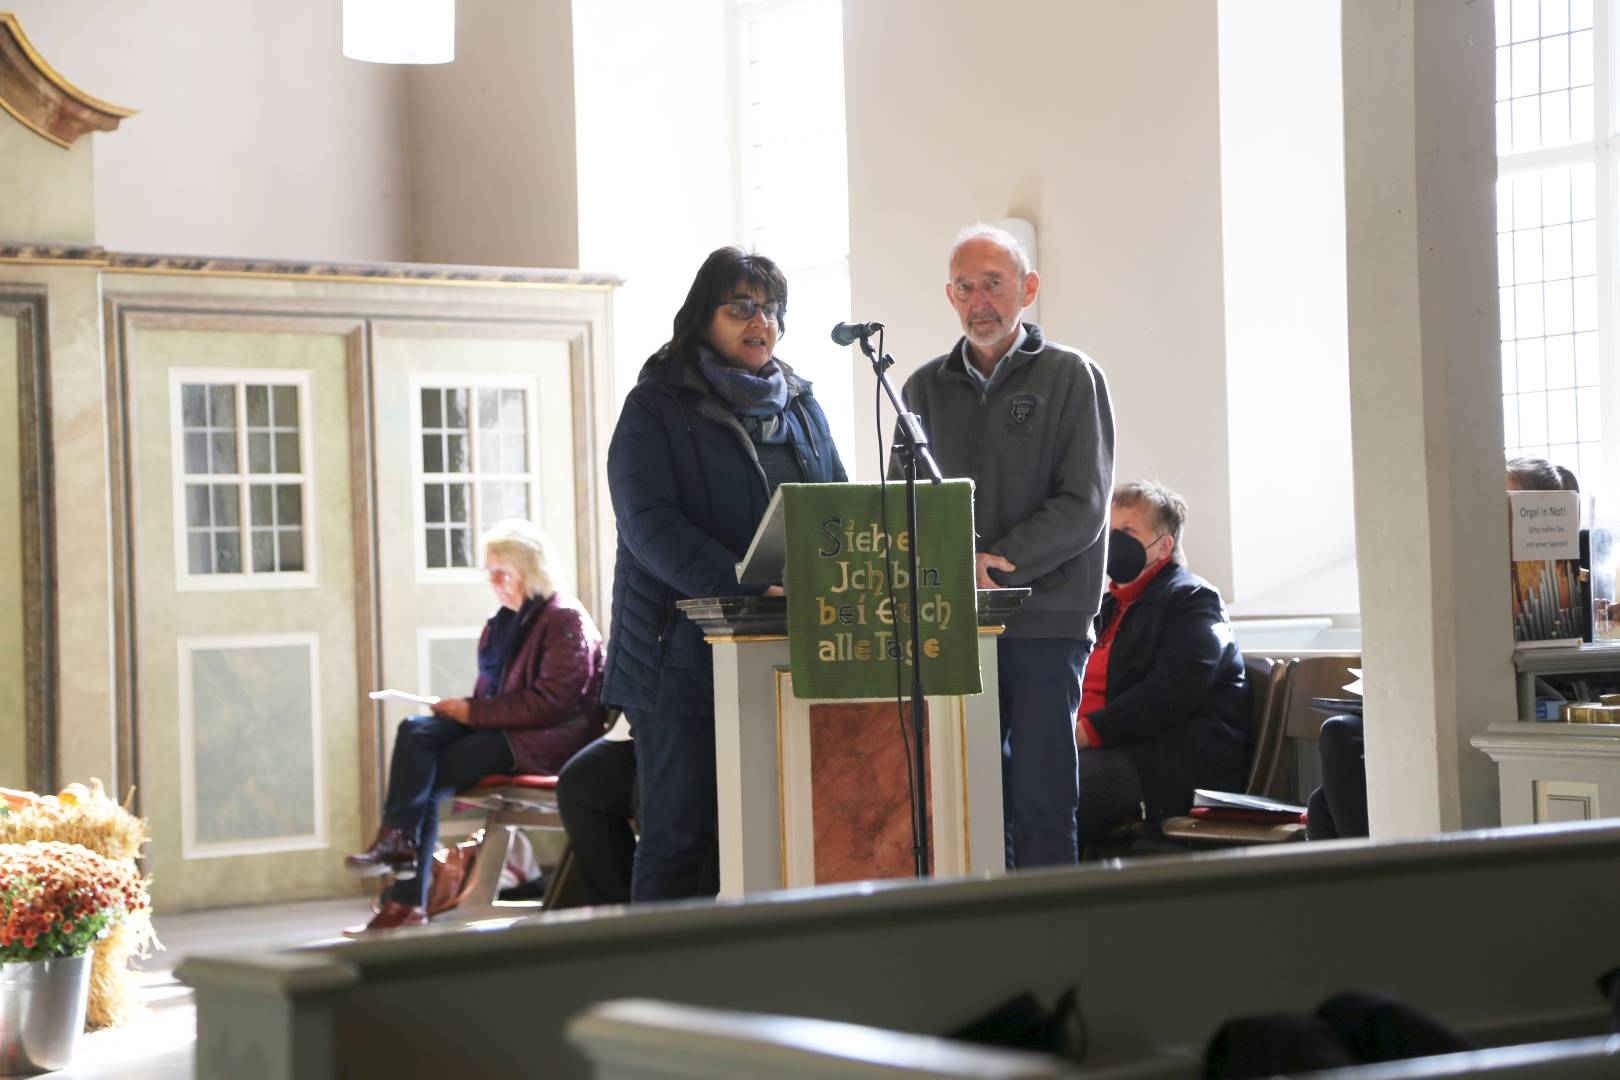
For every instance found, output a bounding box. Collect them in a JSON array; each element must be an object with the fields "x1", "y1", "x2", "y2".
[
  {"x1": 384, "y1": 828, "x2": 539, "y2": 915},
  {"x1": 425, "y1": 829, "x2": 483, "y2": 916}
]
